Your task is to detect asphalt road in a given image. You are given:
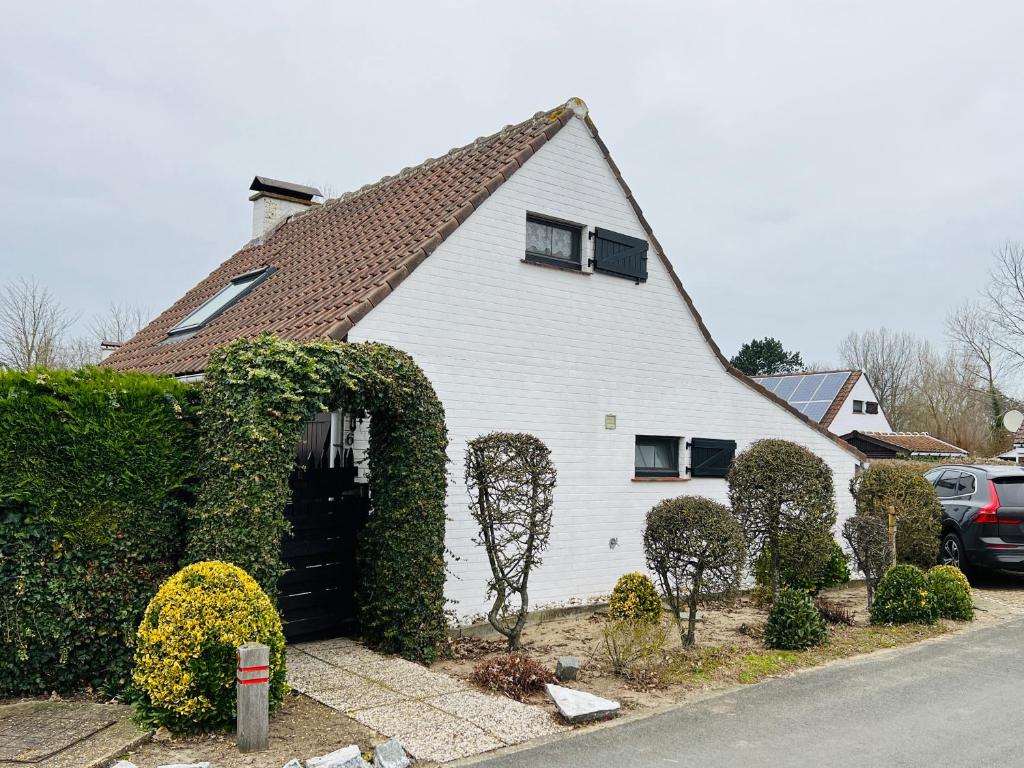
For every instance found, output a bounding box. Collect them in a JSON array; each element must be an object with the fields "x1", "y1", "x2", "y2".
[{"x1": 468, "y1": 615, "x2": 1024, "y2": 768}]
